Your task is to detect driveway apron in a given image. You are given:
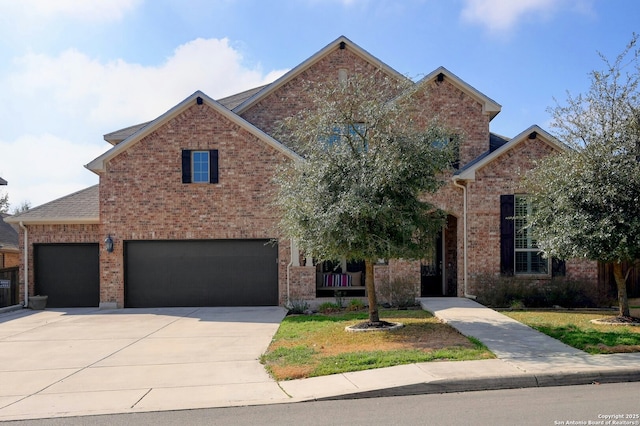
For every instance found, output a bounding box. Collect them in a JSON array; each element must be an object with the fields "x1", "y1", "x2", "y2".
[{"x1": 0, "y1": 306, "x2": 288, "y2": 420}]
